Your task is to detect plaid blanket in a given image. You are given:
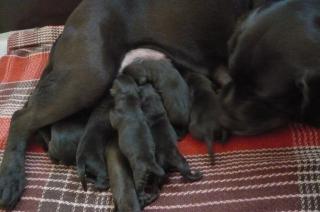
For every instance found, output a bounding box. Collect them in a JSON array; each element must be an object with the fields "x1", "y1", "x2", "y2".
[{"x1": 0, "y1": 26, "x2": 320, "y2": 212}]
